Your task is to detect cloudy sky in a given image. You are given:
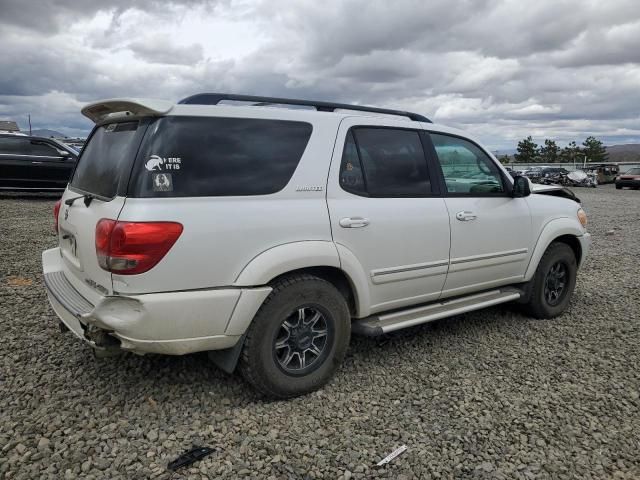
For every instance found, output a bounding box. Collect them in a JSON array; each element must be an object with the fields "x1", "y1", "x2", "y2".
[{"x1": 0, "y1": 0, "x2": 639, "y2": 149}]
